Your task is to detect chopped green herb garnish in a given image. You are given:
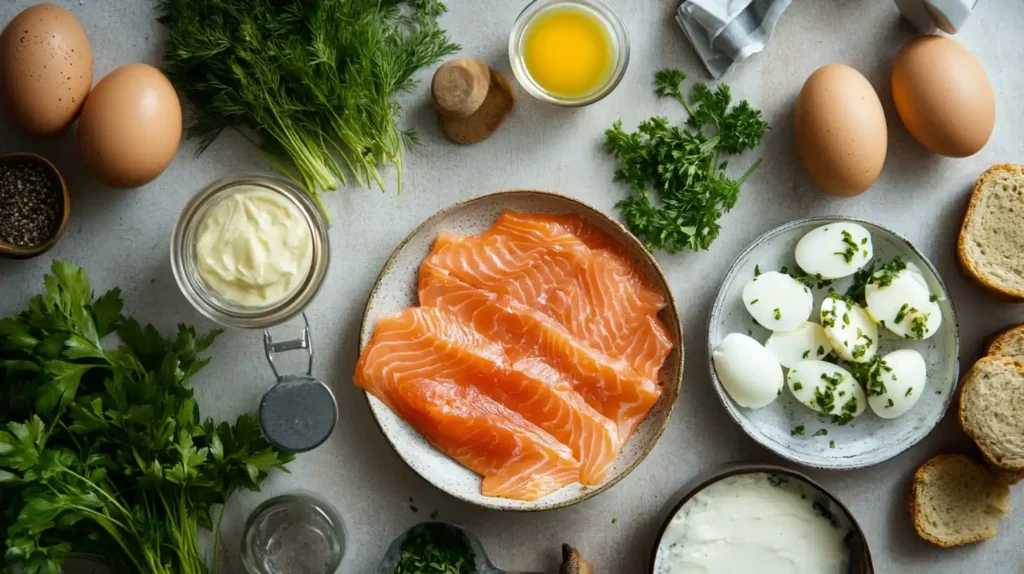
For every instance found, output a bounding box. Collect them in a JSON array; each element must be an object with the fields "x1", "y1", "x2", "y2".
[
  {"x1": 830, "y1": 440, "x2": 836, "y2": 448},
  {"x1": 774, "y1": 308, "x2": 782, "y2": 320},
  {"x1": 842, "y1": 311, "x2": 850, "y2": 326},
  {"x1": 751, "y1": 298, "x2": 759, "y2": 304},
  {"x1": 394, "y1": 523, "x2": 476, "y2": 574},
  {"x1": 821, "y1": 372, "x2": 844, "y2": 388},
  {"x1": 845, "y1": 263, "x2": 875, "y2": 306},
  {"x1": 929, "y1": 293, "x2": 939, "y2": 303},
  {"x1": 905, "y1": 387, "x2": 913, "y2": 397},
  {"x1": 861, "y1": 237, "x2": 868, "y2": 245},
  {"x1": 792, "y1": 425, "x2": 805, "y2": 436},
  {"x1": 754, "y1": 265, "x2": 762, "y2": 277},
  {"x1": 802, "y1": 350, "x2": 811, "y2": 359},
  {"x1": 850, "y1": 355, "x2": 891, "y2": 396},
  {"x1": 886, "y1": 398, "x2": 894, "y2": 408},
  {"x1": 794, "y1": 382, "x2": 804, "y2": 391},
  {"x1": 817, "y1": 345, "x2": 826, "y2": 356},
  {"x1": 786, "y1": 265, "x2": 833, "y2": 289},
  {"x1": 873, "y1": 256, "x2": 907, "y2": 288},
  {"x1": 895, "y1": 303, "x2": 909, "y2": 324},
  {"x1": 813, "y1": 428, "x2": 828, "y2": 437},
  {"x1": 834, "y1": 230, "x2": 858, "y2": 263},
  {"x1": 911, "y1": 315, "x2": 929, "y2": 339},
  {"x1": 831, "y1": 396, "x2": 858, "y2": 425}
]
